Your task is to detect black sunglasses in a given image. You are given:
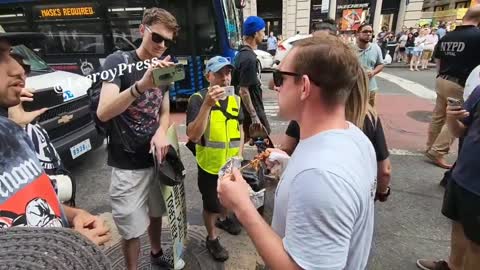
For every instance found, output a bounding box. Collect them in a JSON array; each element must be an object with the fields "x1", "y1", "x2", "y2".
[
  {"x1": 272, "y1": 70, "x2": 301, "y2": 87},
  {"x1": 145, "y1": 26, "x2": 175, "y2": 47},
  {"x1": 10, "y1": 52, "x2": 31, "y2": 75}
]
